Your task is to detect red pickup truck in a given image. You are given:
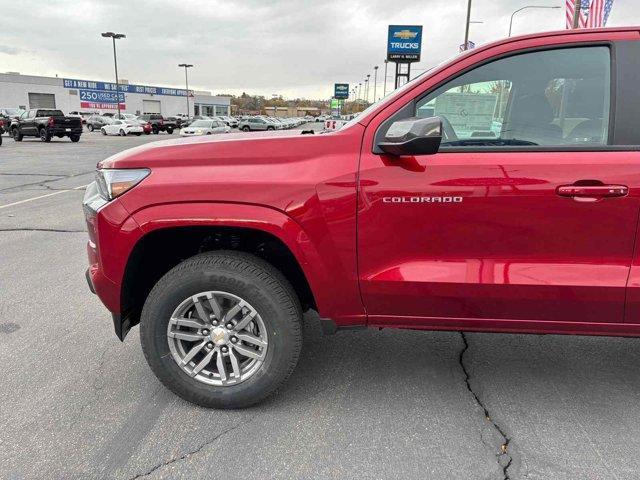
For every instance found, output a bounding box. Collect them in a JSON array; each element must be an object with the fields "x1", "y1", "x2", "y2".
[{"x1": 84, "y1": 27, "x2": 640, "y2": 408}]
